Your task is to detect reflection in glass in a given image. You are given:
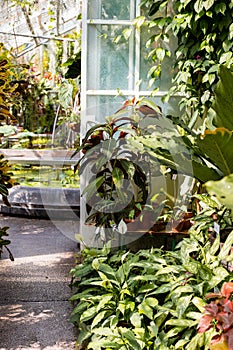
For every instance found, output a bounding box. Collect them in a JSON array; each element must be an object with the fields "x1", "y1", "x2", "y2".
[
  {"x1": 86, "y1": 95, "x2": 131, "y2": 123},
  {"x1": 88, "y1": 0, "x2": 131, "y2": 20},
  {"x1": 140, "y1": 27, "x2": 177, "y2": 92},
  {"x1": 87, "y1": 25, "x2": 133, "y2": 90},
  {"x1": 85, "y1": 95, "x2": 181, "y2": 124}
]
